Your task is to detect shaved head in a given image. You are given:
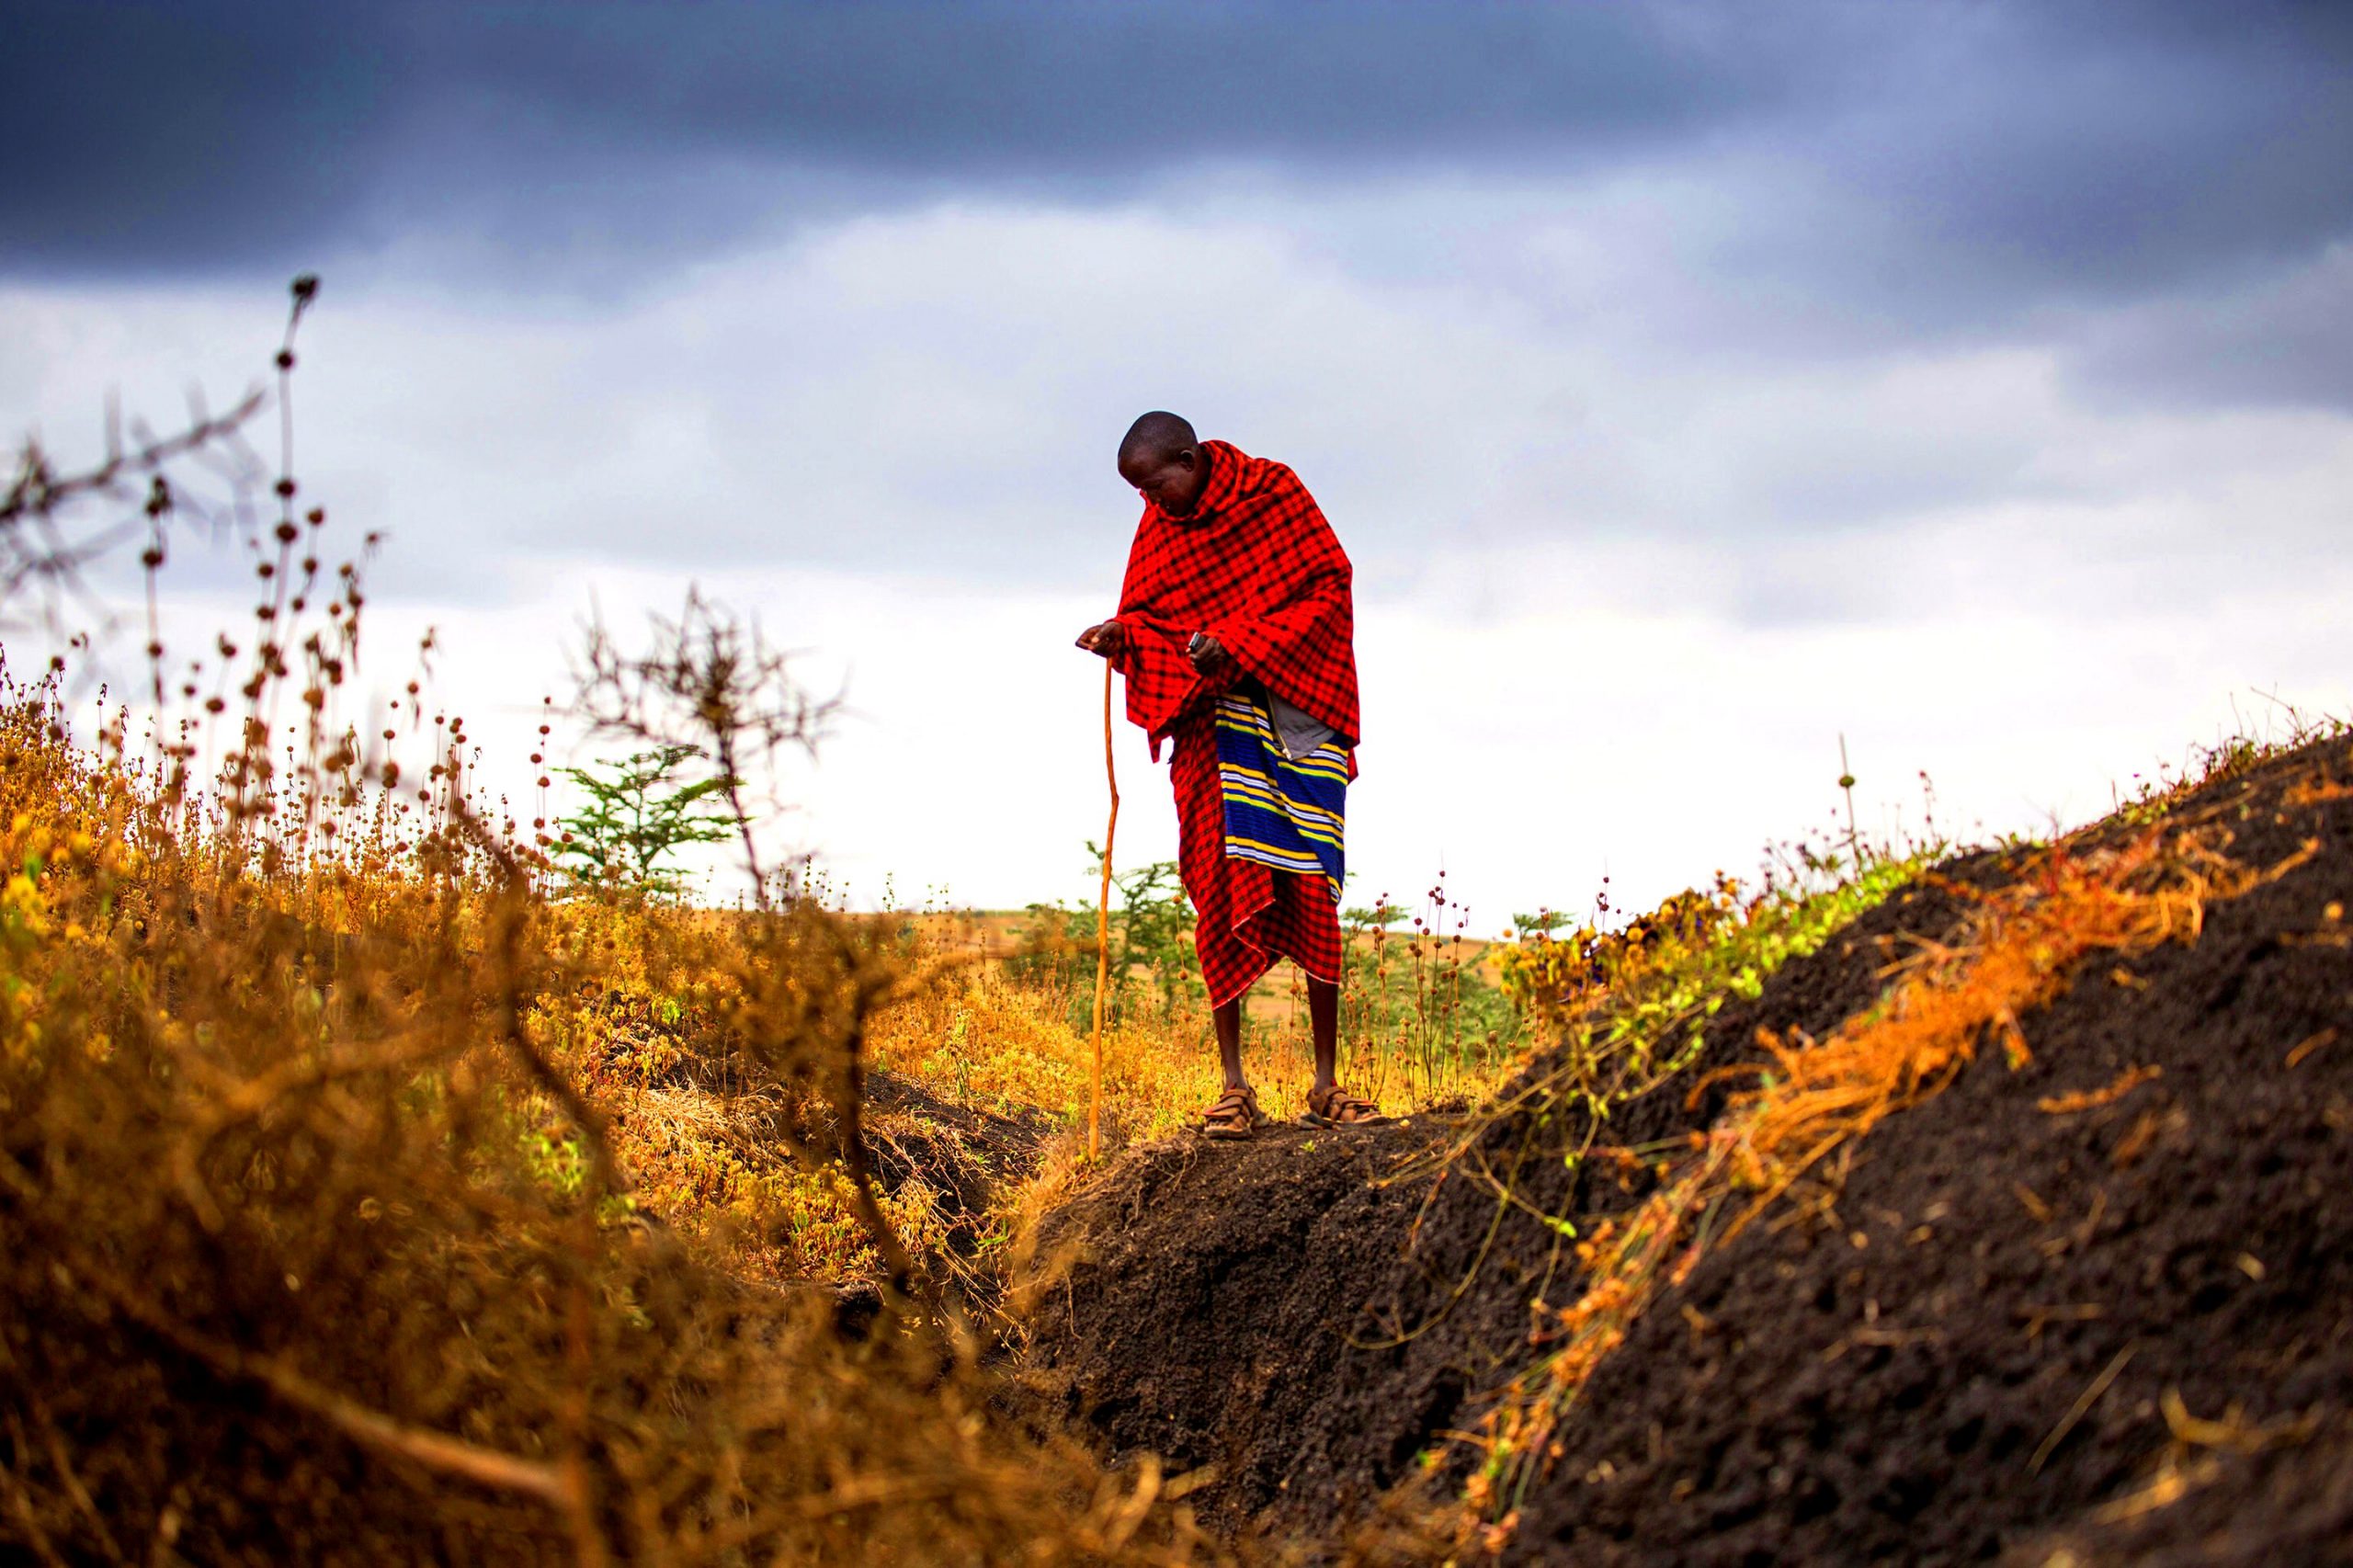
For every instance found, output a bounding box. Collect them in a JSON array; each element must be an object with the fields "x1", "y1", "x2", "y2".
[
  {"x1": 1119, "y1": 410, "x2": 1197, "y2": 466},
  {"x1": 1116, "y1": 410, "x2": 1211, "y2": 518}
]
